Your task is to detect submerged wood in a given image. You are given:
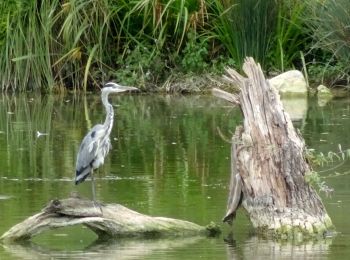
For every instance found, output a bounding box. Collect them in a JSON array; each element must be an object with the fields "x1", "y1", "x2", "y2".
[
  {"x1": 214, "y1": 57, "x2": 334, "y2": 237},
  {"x1": 0, "y1": 197, "x2": 220, "y2": 242}
]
